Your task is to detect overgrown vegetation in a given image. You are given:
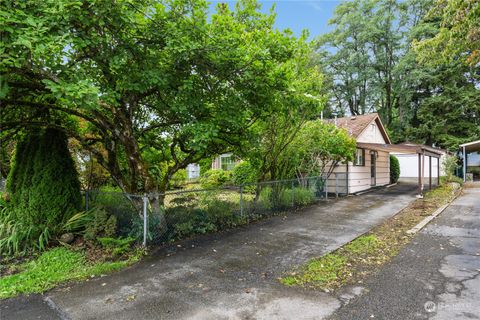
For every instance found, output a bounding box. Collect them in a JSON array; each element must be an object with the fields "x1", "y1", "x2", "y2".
[
  {"x1": 0, "y1": 129, "x2": 82, "y2": 255},
  {"x1": 0, "y1": 246, "x2": 142, "y2": 299},
  {"x1": 281, "y1": 183, "x2": 460, "y2": 290}
]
